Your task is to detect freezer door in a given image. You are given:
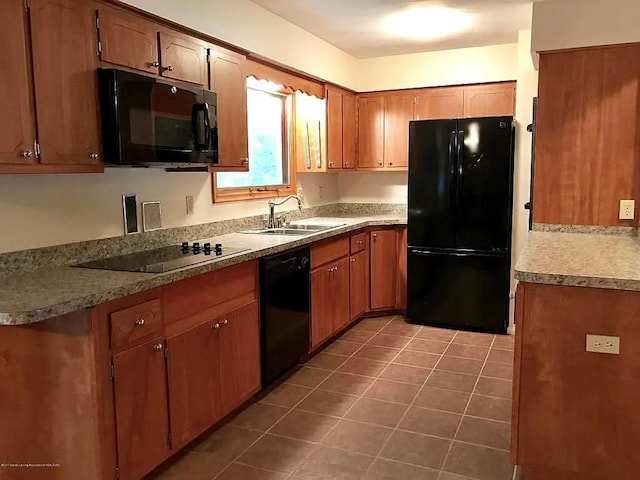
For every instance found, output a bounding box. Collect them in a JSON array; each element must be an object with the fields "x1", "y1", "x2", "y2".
[
  {"x1": 456, "y1": 117, "x2": 514, "y2": 251},
  {"x1": 407, "y1": 249, "x2": 510, "y2": 333},
  {"x1": 408, "y1": 119, "x2": 458, "y2": 248}
]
